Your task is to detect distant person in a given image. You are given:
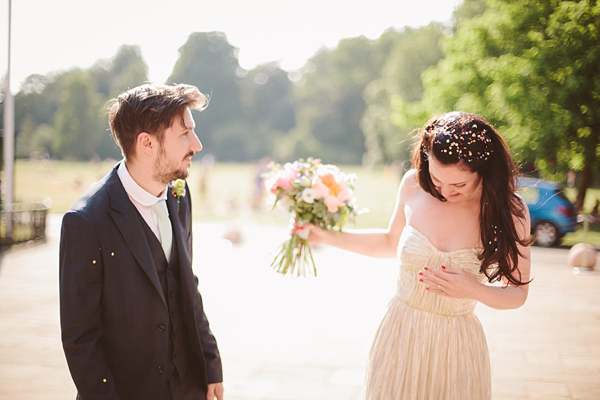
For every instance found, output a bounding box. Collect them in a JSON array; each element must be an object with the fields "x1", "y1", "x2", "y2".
[
  {"x1": 251, "y1": 157, "x2": 272, "y2": 212},
  {"x1": 59, "y1": 84, "x2": 224, "y2": 400},
  {"x1": 567, "y1": 170, "x2": 576, "y2": 188},
  {"x1": 198, "y1": 153, "x2": 215, "y2": 208},
  {"x1": 307, "y1": 111, "x2": 532, "y2": 399}
]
